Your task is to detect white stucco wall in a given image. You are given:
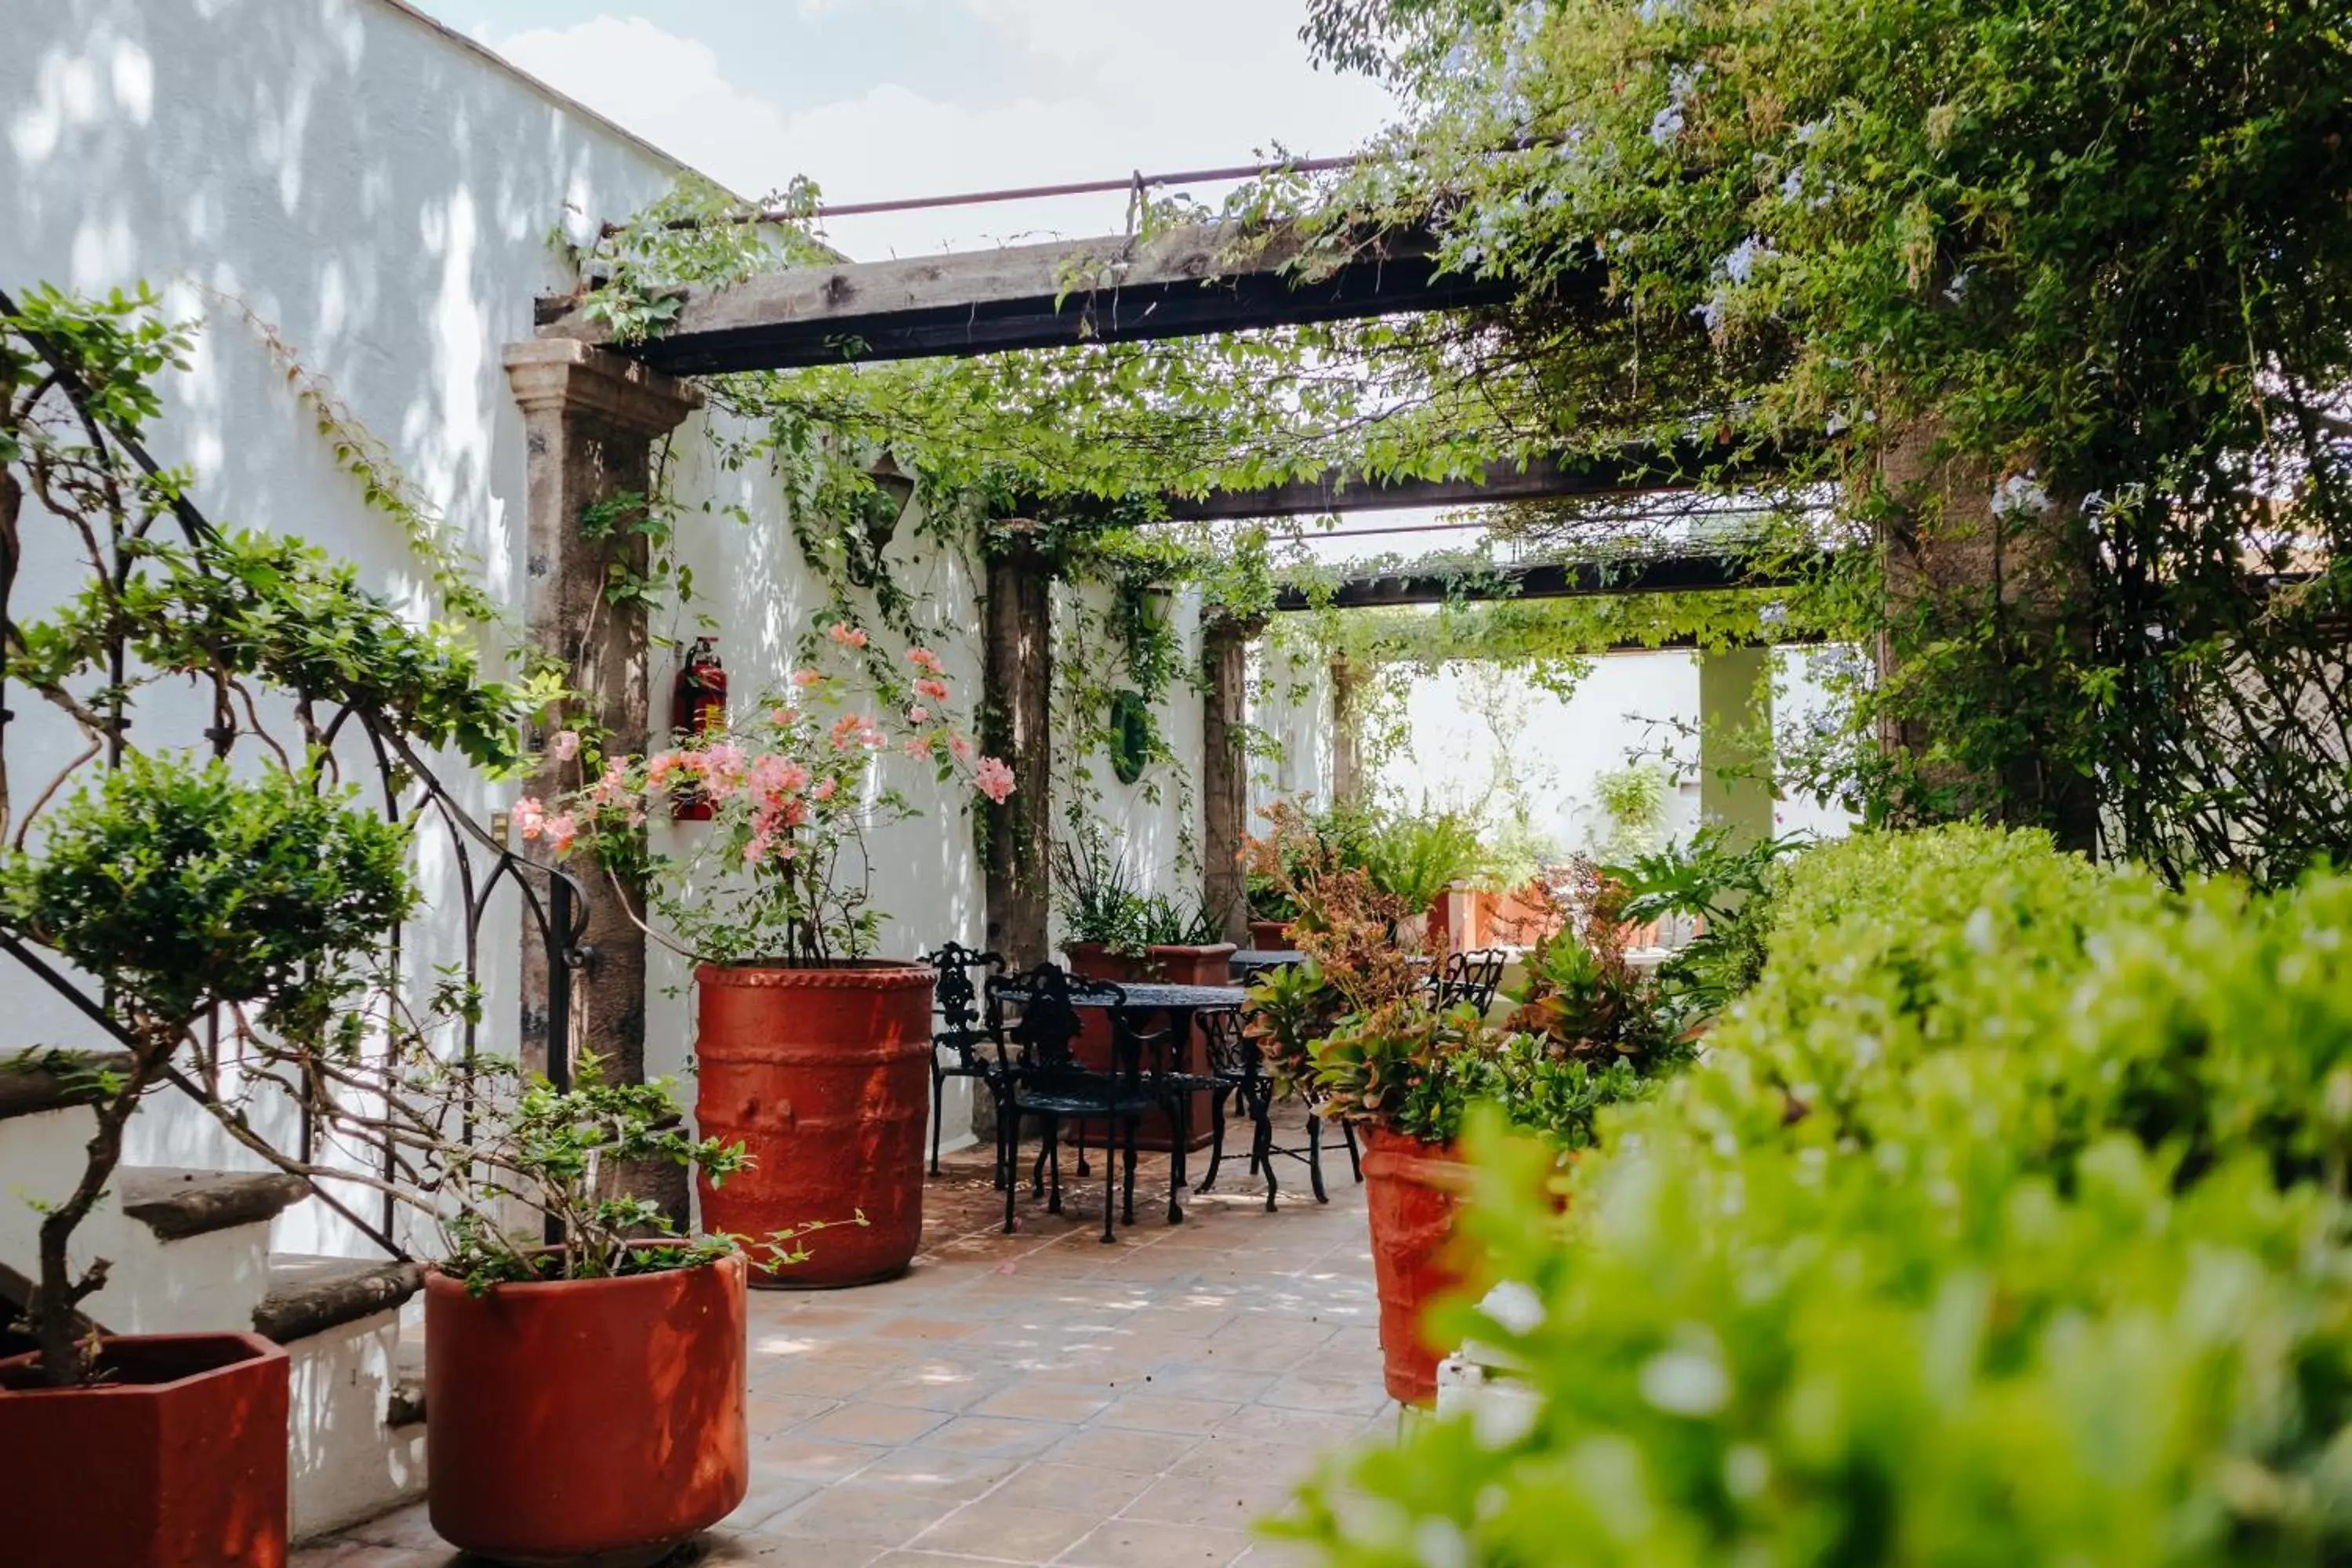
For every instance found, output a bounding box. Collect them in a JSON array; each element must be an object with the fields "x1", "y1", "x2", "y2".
[{"x1": 1, "y1": 0, "x2": 993, "y2": 1254}]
